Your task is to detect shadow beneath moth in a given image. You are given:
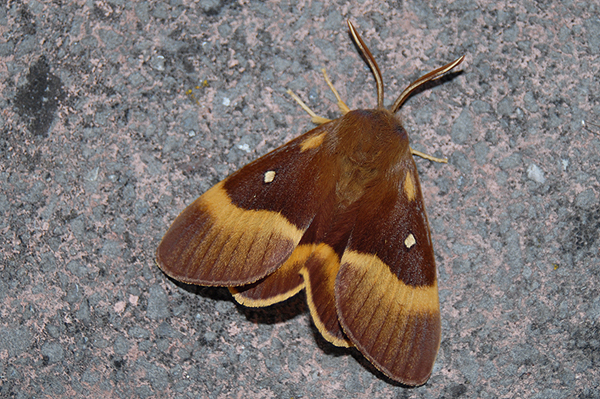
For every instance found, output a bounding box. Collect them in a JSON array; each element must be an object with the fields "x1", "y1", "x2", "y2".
[{"x1": 157, "y1": 21, "x2": 464, "y2": 386}]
